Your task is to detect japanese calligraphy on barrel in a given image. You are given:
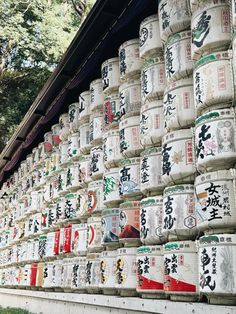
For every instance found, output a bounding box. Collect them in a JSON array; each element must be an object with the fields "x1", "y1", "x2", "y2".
[{"x1": 101, "y1": 58, "x2": 120, "y2": 95}]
